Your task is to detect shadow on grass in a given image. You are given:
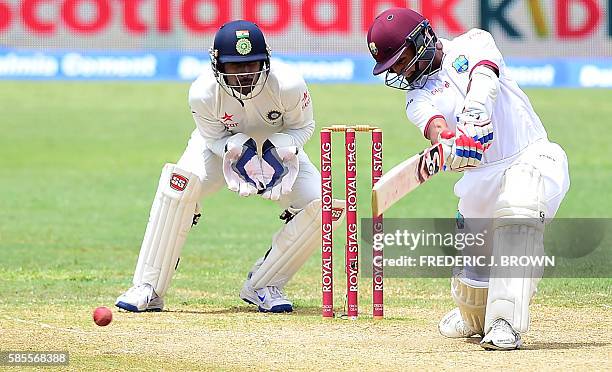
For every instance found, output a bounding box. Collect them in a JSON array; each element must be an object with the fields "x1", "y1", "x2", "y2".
[
  {"x1": 163, "y1": 305, "x2": 382, "y2": 318},
  {"x1": 464, "y1": 337, "x2": 484, "y2": 345},
  {"x1": 163, "y1": 306, "x2": 259, "y2": 315},
  {"x1": 522, "y1": 341, "x2": 610, "y2": 350},
  {"x1": 462, "y1": 337, "x2": 610, "y2": 351},
  {"x1": 163, "y1": 305, "x2": 432, "y2": 321},
  {"x1": 163, "y1": 305, "x2": 323, "y2": 316}
]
